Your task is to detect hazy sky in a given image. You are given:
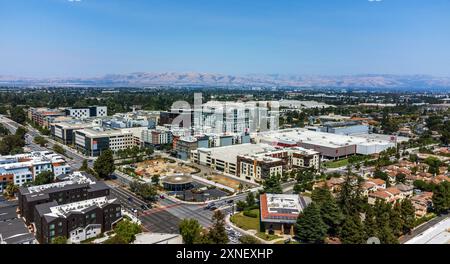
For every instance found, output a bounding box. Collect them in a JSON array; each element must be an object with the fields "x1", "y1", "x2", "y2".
[{"x1": 1, "y1": 0, "x2": 450, "y2": 77}]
